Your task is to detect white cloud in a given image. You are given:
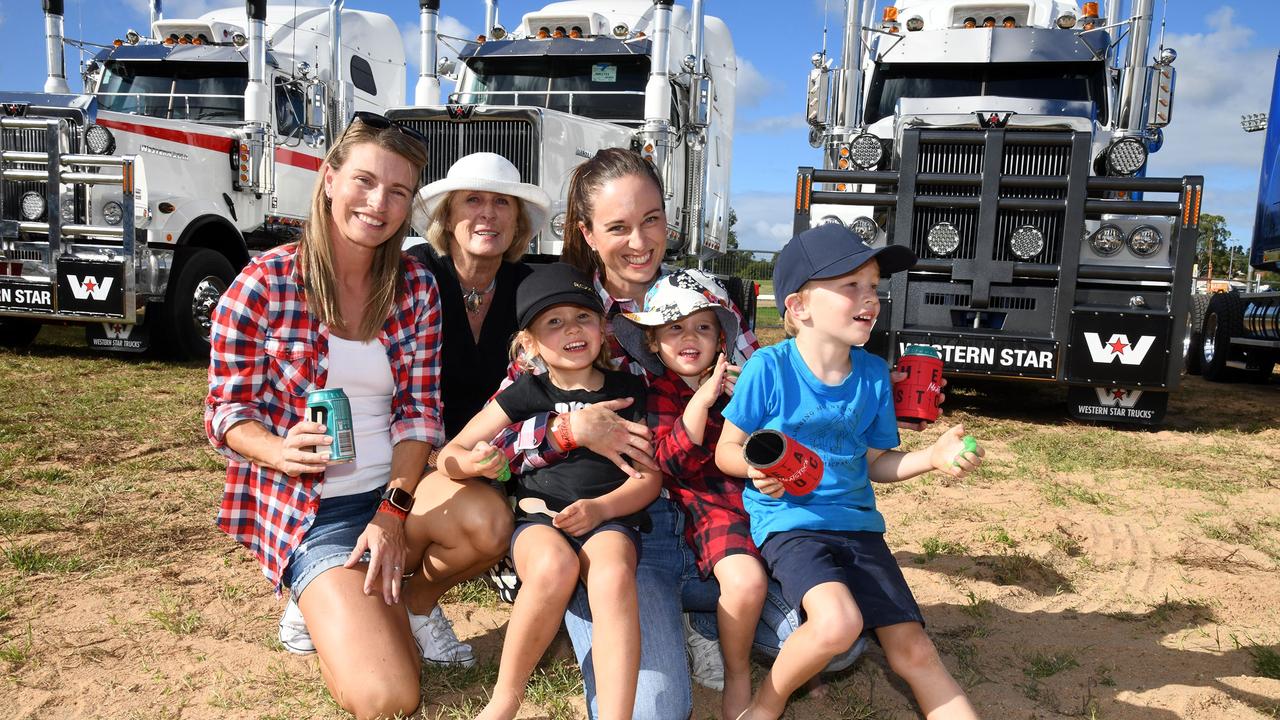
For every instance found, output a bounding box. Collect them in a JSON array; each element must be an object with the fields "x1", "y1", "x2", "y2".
[
  {"x1": 740, "y1": 113, "x2": 807, "y2": 135},
  {"x1": 731, "y1": 191, "x2": 796, "y2": 251},
  {"x1": 735, "y1": 56, "x2": 778, "y2": 109}
]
